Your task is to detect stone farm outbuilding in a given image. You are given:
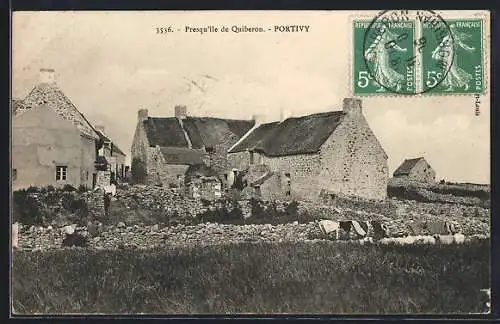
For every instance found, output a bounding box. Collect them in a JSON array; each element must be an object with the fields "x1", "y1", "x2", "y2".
[
  {"x1": 393, "y1": 157, "x2": 436, "y2": 184},
  {"x1": 227, "y1": 98, "x2": 389, "y2": 202}
]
